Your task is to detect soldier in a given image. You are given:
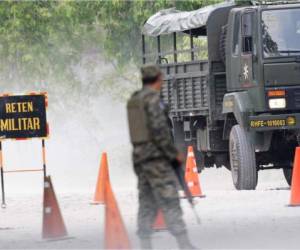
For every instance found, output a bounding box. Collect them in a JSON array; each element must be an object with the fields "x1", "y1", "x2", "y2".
[{"x1": 127, "y1": 65, "x2": 195, "y2": 249}]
